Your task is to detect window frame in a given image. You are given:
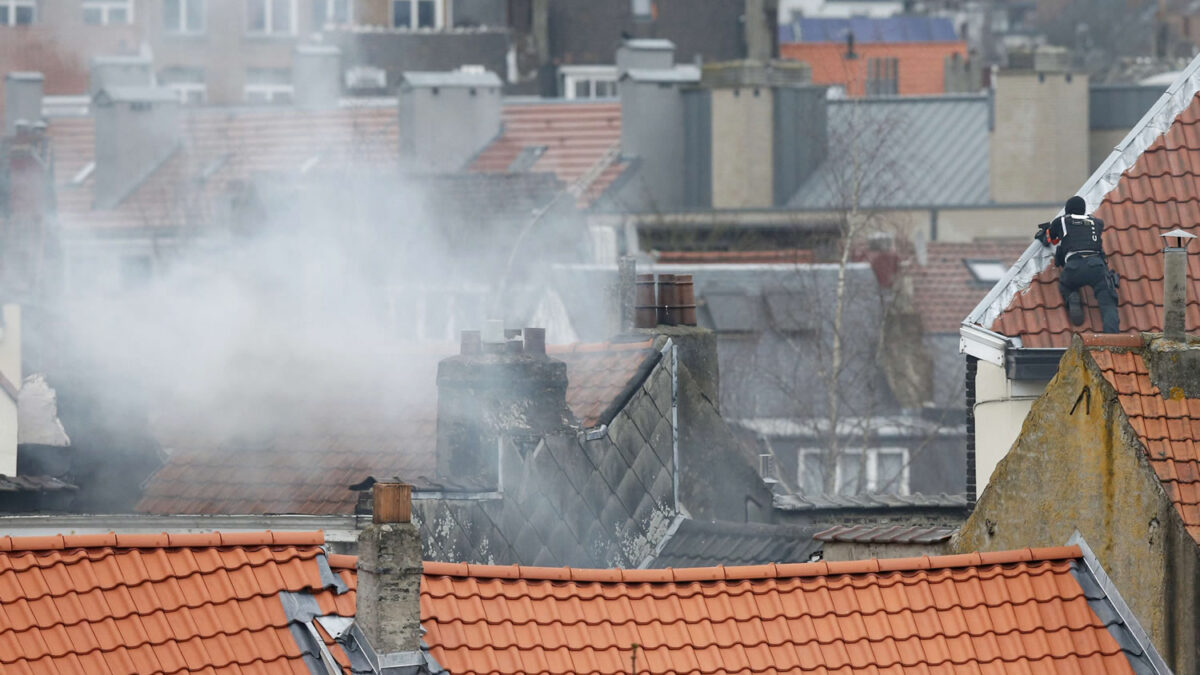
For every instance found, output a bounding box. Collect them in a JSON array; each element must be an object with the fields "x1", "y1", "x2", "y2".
[
  {"x1": 246, "y1": 0, "x2": 298, "y2": 36},
  {"x1": 313, "y1": 0, "x2": 352, "y2": 27},
  {"x1": 796, "y1": 446, "x2": 910, "y2": 496},
  {"x1": 0, "y1": 0, "x2": 36, "y2": 25},
  {"x1": 390, "y1": 0, "x2": 443, "y2": 29},
  {"x1": 81, "y1": 0, "x2": 134, "y2": 25},
  {"x1": 559, "y1": 65, "x2": 619, "y2": 100},
  {"x1": 163, "y1": 0, "x2": 206, "y2": 34},
  {"x1": 865, "y1": 56, "x2": 899, "y2": 97}
]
